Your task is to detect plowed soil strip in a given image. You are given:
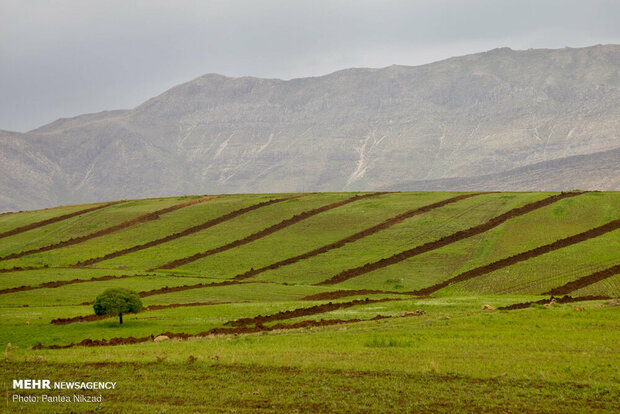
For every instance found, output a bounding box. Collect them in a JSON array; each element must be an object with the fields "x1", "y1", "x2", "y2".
[
  {"x1": 301, "y1": 289, "x2": 417, "y2": 301},
  {"x1": 0, "y1": 196, "x2": 217, "y2": 262},
  {"x1": 232, "y1": 193, "x2": 486, "y2": 281},
  {"x1": 411, "y1": 219, "x2": 620, "y2": 295},
  {"x1": 35, "y1": 313, "x2": 422, "y2": 349},
  {"x1": 0, "y1": 265, "x2": 49, "y2": 273},
  {"x1": 318, "y1": 192, "x2": 584, "y2": 285},
  {"x1": 51, "y1": 301, "x2": 235, "y2": 325},
  {"x1": 0, "y1": 274, "x2": 154, "y2": 295},
  {"x1": 544, "y1": 264, "x2": 620, "y2": 295},
  {"x1": 0, "y1": 201, "x2": 121, "y2": 240},
  {"x1": 139, "y1": 280, "x2": 263, "y2": 298},
  {"x1": 74, "y1": 195, "x2": 304, "y2": 267},
  {"x1": 157, "y1": 192, "x2": 387, "y2": 270},
  {"x1": 225, "y1": 297, "x2": 401, "y2": 327},
  {"x1": 497, "y1": 295, "x2": 611, "y2": 311},
  {"x1": 78, "y1": 280, "x2": 265, "y2": 305}
]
